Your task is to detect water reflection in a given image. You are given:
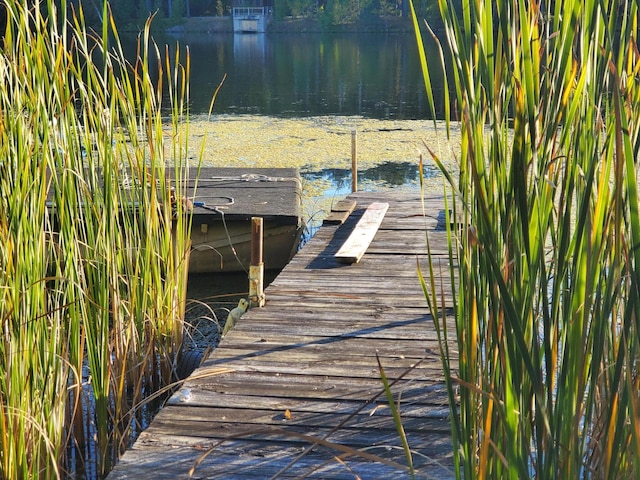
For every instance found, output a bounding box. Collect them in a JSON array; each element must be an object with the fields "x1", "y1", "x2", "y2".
[
  {"x1": 151, "y1": 32, "x2": 446, "y2": 119},
  {"x1": 303, "y1": 160, "x2": 439, "y2": 193},
  {"x1": 233, "y1": 33, "x2": 267, "y2": 62},
  {"x1": 301, "y1": 161, "x2": 440, "y2": 234}
]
